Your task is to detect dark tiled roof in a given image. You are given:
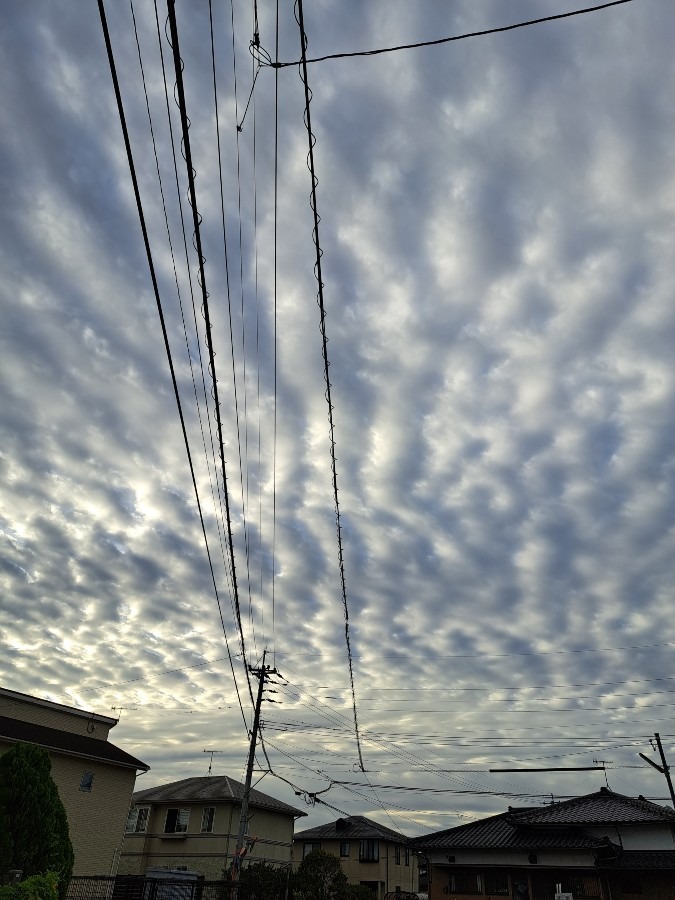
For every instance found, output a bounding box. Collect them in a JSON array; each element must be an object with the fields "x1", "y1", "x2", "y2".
[
  {"x1": 295, "y1": 815, "x2": 409, "y2": 843},
  {"x1": 601, "y1": 850, "x2": 675, "y2": 870},
  {"x1": 413, "y1": 813, "x2": 608, "y2": 852},
  {"x1": 509, "y1": 789, "x2": 675, "y2": 826},
  {"x1": 133, "y1": 776, "x2": 305, "y2": 817},
  {"x1": 0, "y1": 715, "x2": 149, "y2": 771}
]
